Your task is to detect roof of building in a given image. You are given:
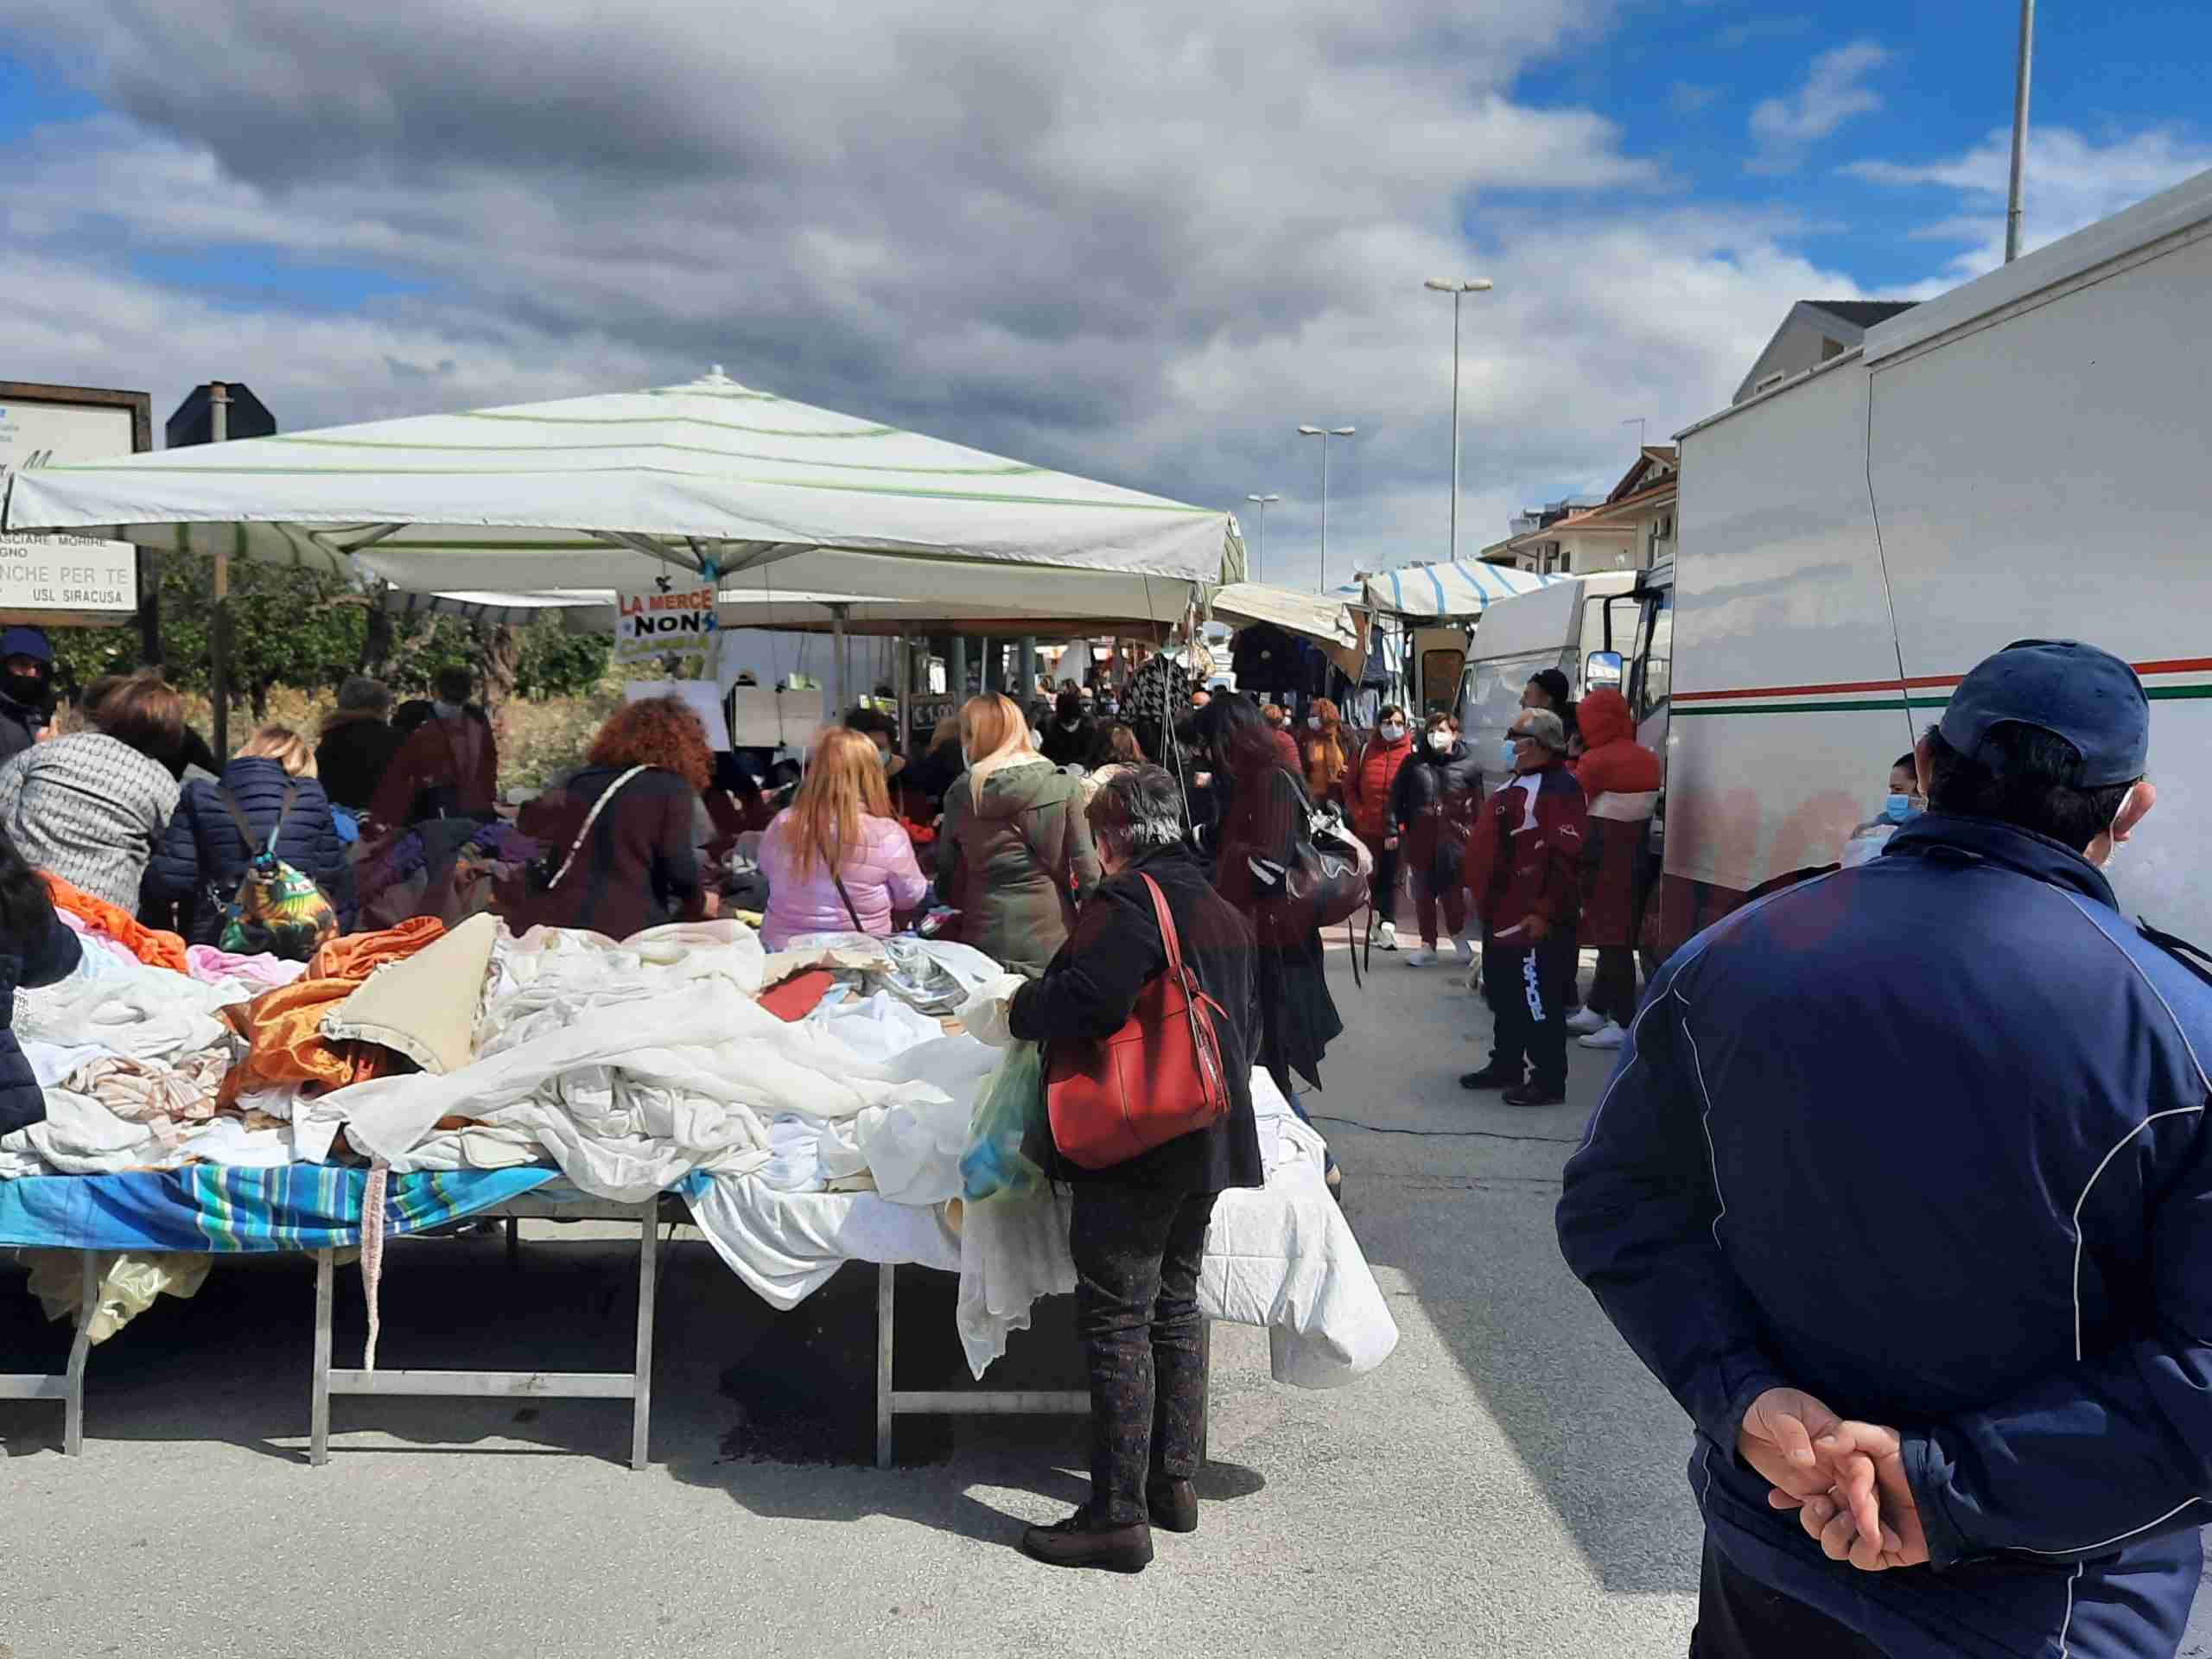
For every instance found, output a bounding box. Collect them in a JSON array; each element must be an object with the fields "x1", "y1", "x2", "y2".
[{"x1": 1803, "y1": 300, "x2": 1920, "y2": 329}]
